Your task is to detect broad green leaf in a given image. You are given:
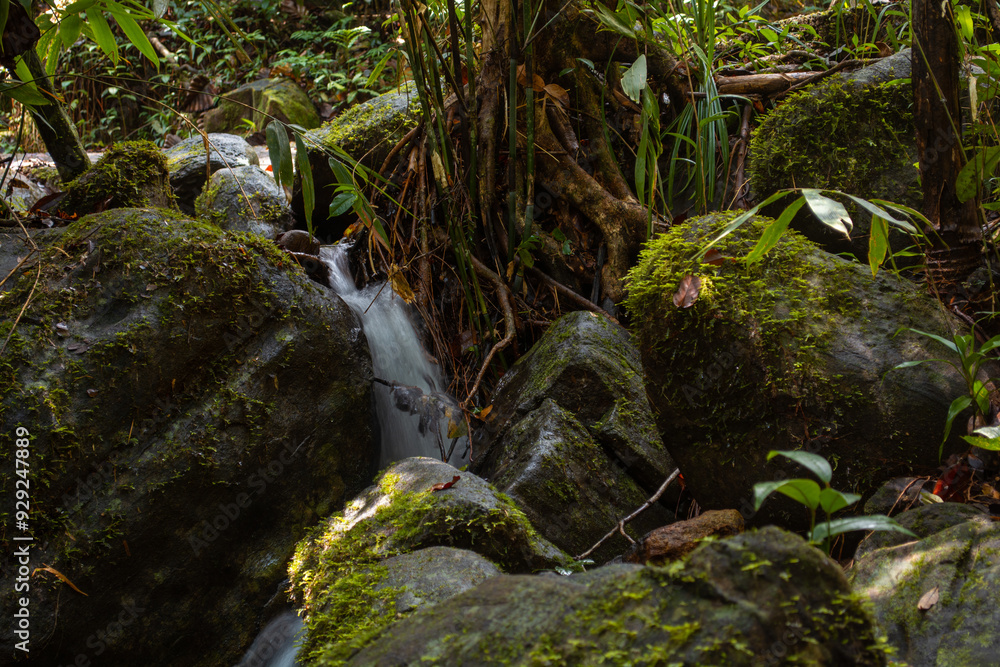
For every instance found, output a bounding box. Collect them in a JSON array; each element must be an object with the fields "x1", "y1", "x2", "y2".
[
  {"x1": 767, "y1": 449, "x2": 832, "y2": 483},
  {"x1": 943, "y1": 395, "x2": 973, "y2": 445},
  {"x1": 366, "y1": 49, "x2": 394, "y2": 88},
  {"x1": 893, "y1": 359, "x2": 946, "y2": 370},
  {"x1": 974, "y1": 424, "x2": 1000, "y2": 439},
  {"x1": 266, "y1": 122, "x2": 293, "y2": 189},
  {"x1": 956, "y1": 146, "x2": 1000, "y2": 203},
  {"x1": 753, "y1": 480, "x2": 790, "y2": 511},
  {"x1": 818, "y1": 487, "x2": 860, "y2": 514},
  {"x1": 978, "y1": 336, "x2": 1000, "y2": 355},
  {"x1": 621, "y1": 55, "x2": 647, "y2": 104},
  {"x1": 294, "y1": 133, "x2": 314, "y2": 226},
  {"x1": 152, "y1": 0, "x2": 169, "y2": 18},
  {"x1": 107, "y1": 5, "x2": 159, "y2": 67},
  {"x1": 810, "y1": 515, "x2": 916, "y2": 543},
  {"x1": 589, "y1": 3, "x2": 635, "y2": 37},
  {"x1": 868, "y1": 216, "x2": 889, "y2": 277},
  {"x1": 86, "y1": 6, "x2": 118, "y2": 64},
  {"x1": 0, "y1": 79, "x2": 47, "y2": 106},
  {"x1": 961, "y1": 435, "x2": 1000, "y2": 451},
  {"x1": 745, "y1": 196, "x2": 804, "y2": 263},
  {"x1": 803, "y1": 189, "x2": 852, "y2": 238},
  {"x1": 772, "y1": 479, "x2": 822, "y2": 510},
  {"x1": 328, "y1": 192, "x2": 356, "y2": 217},
  {"x1": 64, "y1": 0, "x2": 99, "y2": 13},
  {"x1": 904, "y1": 328, "x2": 960, "y2": 354},
  {"x1": 844, "y1": 194, "x2": 917, "y2": 233}
]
